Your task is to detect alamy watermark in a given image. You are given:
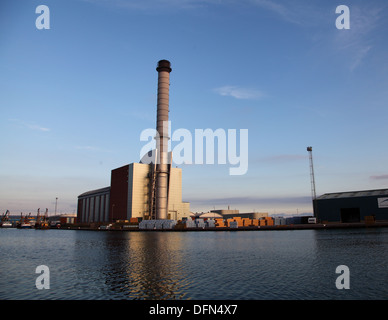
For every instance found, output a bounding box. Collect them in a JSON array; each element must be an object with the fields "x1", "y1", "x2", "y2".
[
  {"x1": 34, "y1": 4, "x2": 350, "y2": 30},
  {"x1": 35, "y1": 5, "x2": 50, "y2": 30},
  {"x1": 35, "y1": 265, "x2": 50, "y2": 290},
  {"x1": 140, "y1": 122, "x2": 248, "y2": 176},
  {"x1": 335, "y1": 5, "x2": 350, "y2": 30},
  {"x1": 335, "y1": 265, "x2": 350, "y2": 289},
  {"x1": 34, "y1": 264, "x2": 350, "y2": 292}
]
